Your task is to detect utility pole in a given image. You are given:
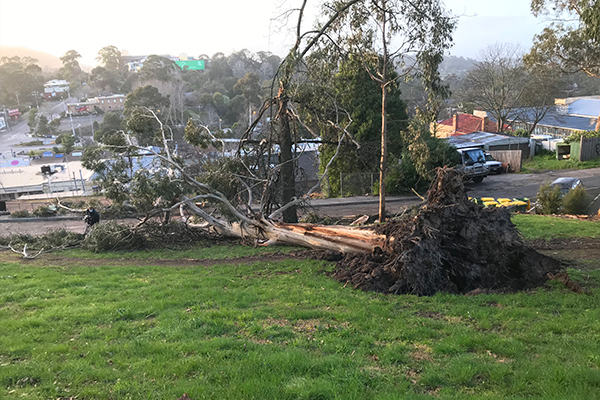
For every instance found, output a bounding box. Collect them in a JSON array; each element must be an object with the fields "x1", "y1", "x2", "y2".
[
  {"x1": 2, "y1": 106, "x2": 11, "y2": 132},
  {"x1": 66, "y1": 101, "x2": 76, "y2": 137},
  {"x1": 32, "y1": 91, "x2": 40, "y2": 109}
]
